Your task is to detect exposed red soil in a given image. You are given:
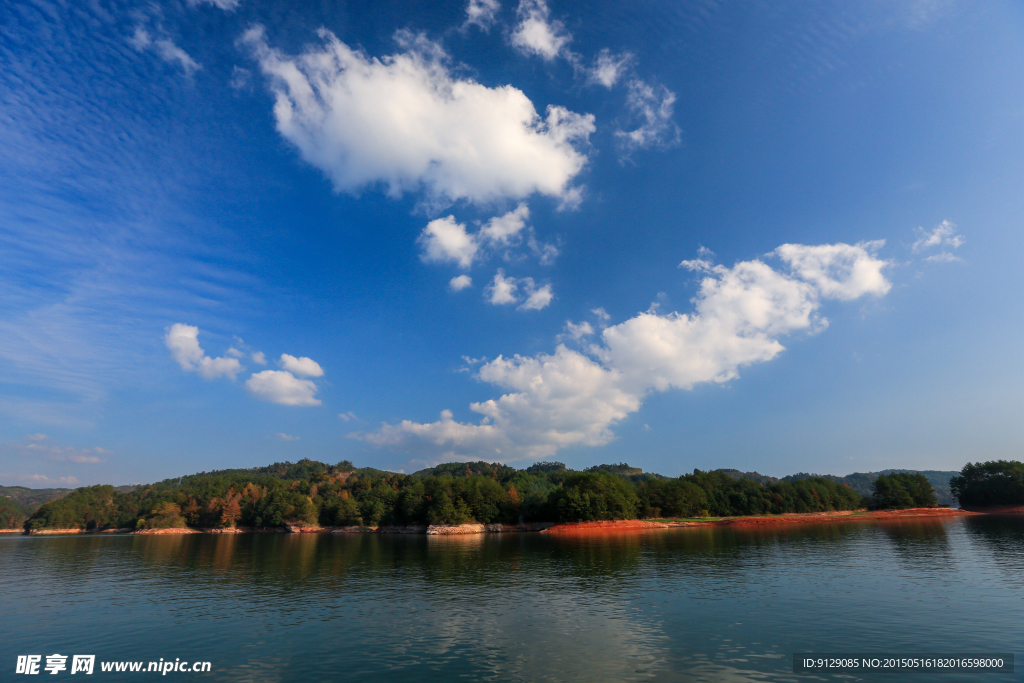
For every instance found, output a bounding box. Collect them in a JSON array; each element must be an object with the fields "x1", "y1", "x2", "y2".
[
  {"x1": 959, "y1": 504, "x2": 1024, "y2": 514},
  {"x1": 544, "y1": 507, "x2": 981, "y2": 534},
  {"x1": 544, "y1": 519, "x2": 676, "y2": 534}
]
